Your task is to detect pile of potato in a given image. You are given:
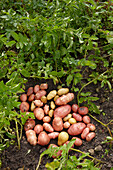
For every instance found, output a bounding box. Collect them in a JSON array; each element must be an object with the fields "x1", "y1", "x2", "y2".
[{"x1": 19, "y1": 83, "x2": 96, "y2": 149}]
